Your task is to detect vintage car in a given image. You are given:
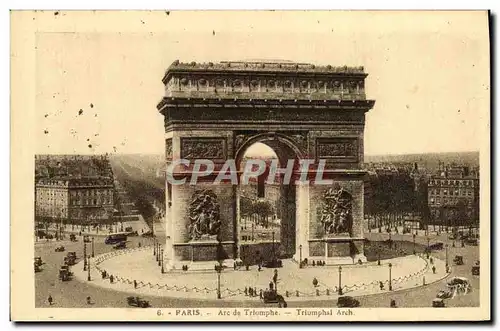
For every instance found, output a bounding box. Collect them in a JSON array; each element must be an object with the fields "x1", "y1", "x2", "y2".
[
  {"x1": 429, "y1": 242, "x2": 444, "y2": 250},
  {"x1": 113, "y1": 242, "x2": 127, "y2": 250},
  {"x1": 472, "y1": 264, "x2": 480, "y2": 276},
  {"x1": 141, "y1": 231, "x2": 154, "y2": 237},
  {"x1": 69, "y1": 234, "x2": 77, "y2": 242},
  {"x1": 127, "y1": 296, "x2": 151, "y2": 308},
  {"x1": 64, "y1": 252, "x2": 77, "y2": 266},
  {"x1": 83, "y1": 235, "x2": 91, "y2": 243},
  {"x1": 436, "y1": 290, "x2": 453, "y2": 299},
  {"x1": 262, "y1": 290, "x2": 285, "y2": 304},
  {"x1": 432, "y1": 298, "x2": 445, "y2": 307},
  {"x1": 337, "y1": 296, "x2": 360, "y2": 308},
  {"x1": 55, "y1": 246, "x2": 65, "y2": 252},
  {"x1": 59, "y1": 266, "x2": 73, "y2": 281},
  {"x1": 263, "y1": 258, "x2": 283, "y2": 268},
  {"x1": 466, "y1": 238, "x2": 478, "y2": 246},
  {"x1": 34, "y1": 257, "x2": 43, "y2": 267},
  {"x1": 453, "y1": 255, "x2": 464, "y2": 265}
]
